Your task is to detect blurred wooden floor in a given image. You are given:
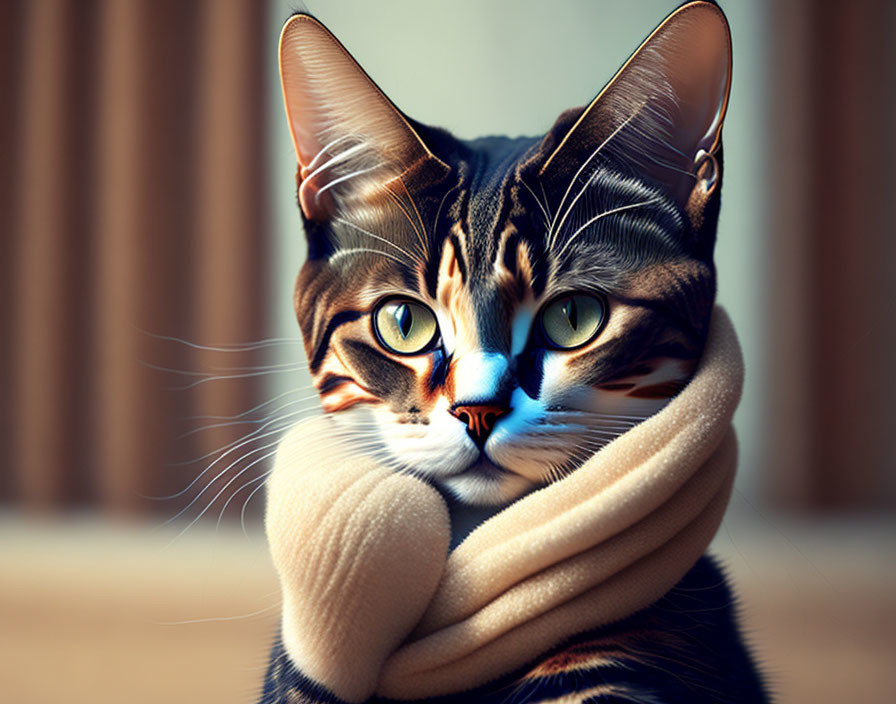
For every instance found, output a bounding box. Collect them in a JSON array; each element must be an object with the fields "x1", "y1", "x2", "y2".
[{"x1": 2, "y1": 507, "x2": 894, "y2": 704}]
